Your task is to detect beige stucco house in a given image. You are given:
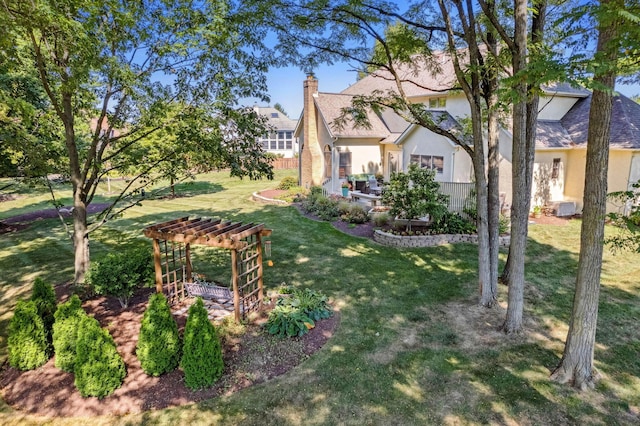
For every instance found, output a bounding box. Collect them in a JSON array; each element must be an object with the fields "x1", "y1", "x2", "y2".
[{"x1": 295, "y1": 56, "x2": 640, "y2": 215}]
